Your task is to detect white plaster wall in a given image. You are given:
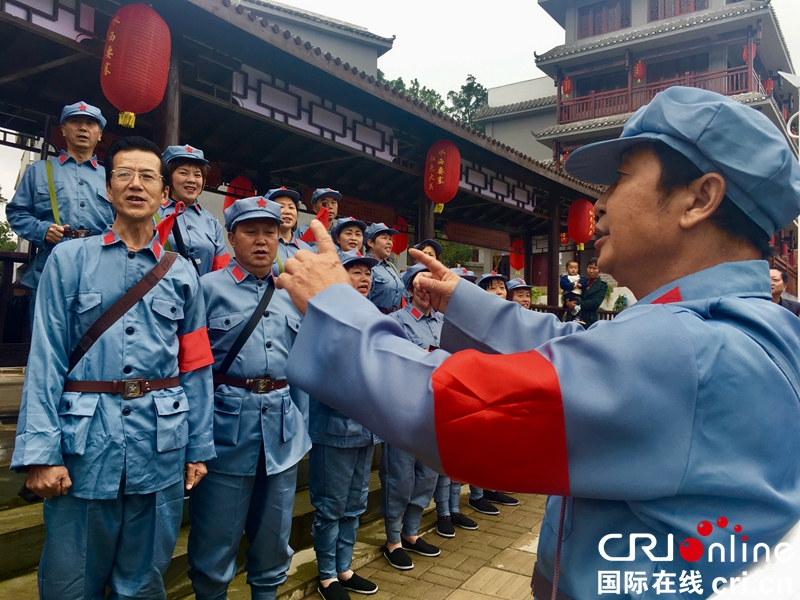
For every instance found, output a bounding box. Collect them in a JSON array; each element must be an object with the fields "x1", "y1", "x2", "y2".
[
  {"x1": 482, "y1": 109, "x2": 558, "y2": 161},
  {"x1": 488, "y1": 77, "x2": 556, "y2": 106}
]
